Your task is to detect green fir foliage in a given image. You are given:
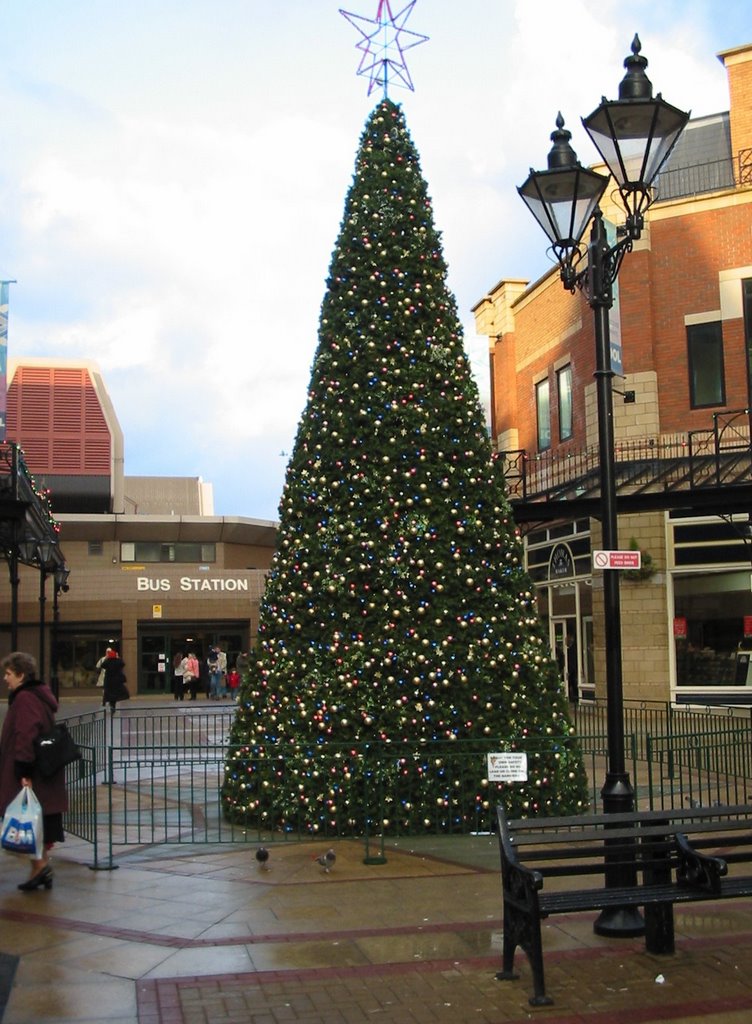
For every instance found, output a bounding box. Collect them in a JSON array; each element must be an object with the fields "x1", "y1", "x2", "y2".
[{"x1": 222, "y1": 100, "x2": 588, "y2": 834}]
